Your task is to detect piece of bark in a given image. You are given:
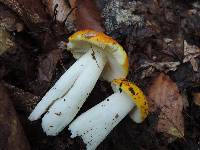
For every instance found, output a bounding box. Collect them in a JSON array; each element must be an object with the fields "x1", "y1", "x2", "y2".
[
  {"x1": 0, "y1": 84, "x2": 30, "y2": 150},
  {"x1": 147, "y1": 73, "x2": 184, "y2": 139}
]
